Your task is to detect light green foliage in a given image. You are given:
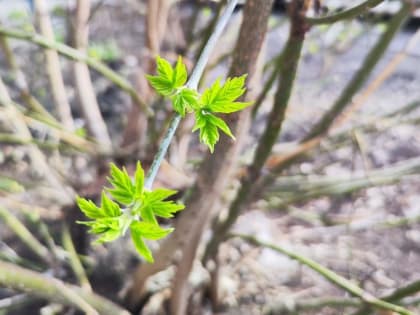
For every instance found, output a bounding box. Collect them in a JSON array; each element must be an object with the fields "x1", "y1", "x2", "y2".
[
  {"x1": 199, "y1": 76, "x2": 249, "y2": 113},
  {"x1": 77, "y1": 57, "x2": 250, "y2": 263},
  {"x1": 172, "y1": 88, "x2": 199, "y2": 116},
  {"x1": 147, "y1": 56, "x2": 251, "y2": 152},
  {"x1": 146, "y1": 56, "x2": 187, "y2": 96},
  {"x1": 194, "y1": 76, "x2": 250, "y2": 151},
  {"x1": 192, "y1": 110, "x2": 234, "y2": 153},
  {"x1": 77, "y1": 162, "x2": 184, "y2": 262}
]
